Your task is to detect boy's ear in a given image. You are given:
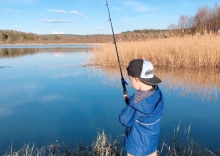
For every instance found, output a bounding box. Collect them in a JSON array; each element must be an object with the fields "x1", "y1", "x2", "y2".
[{"x1": 134, "y1": 77, "x2": 139, "y2": 82}]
